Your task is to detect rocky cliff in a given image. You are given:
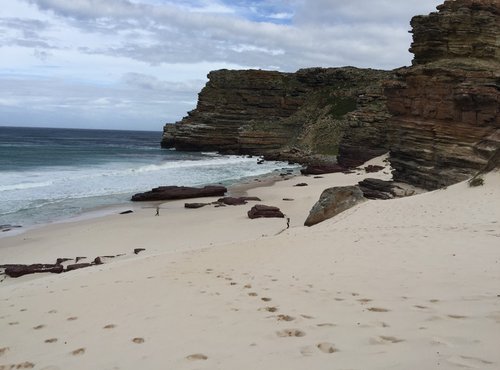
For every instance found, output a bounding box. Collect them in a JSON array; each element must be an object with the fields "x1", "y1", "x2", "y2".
[
  {"x1": 162, "y1": 67, "x2": 392, "y2": 163},
  {"x1": 385, "y1": 0, "x2": 499, "y2": 189}
]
